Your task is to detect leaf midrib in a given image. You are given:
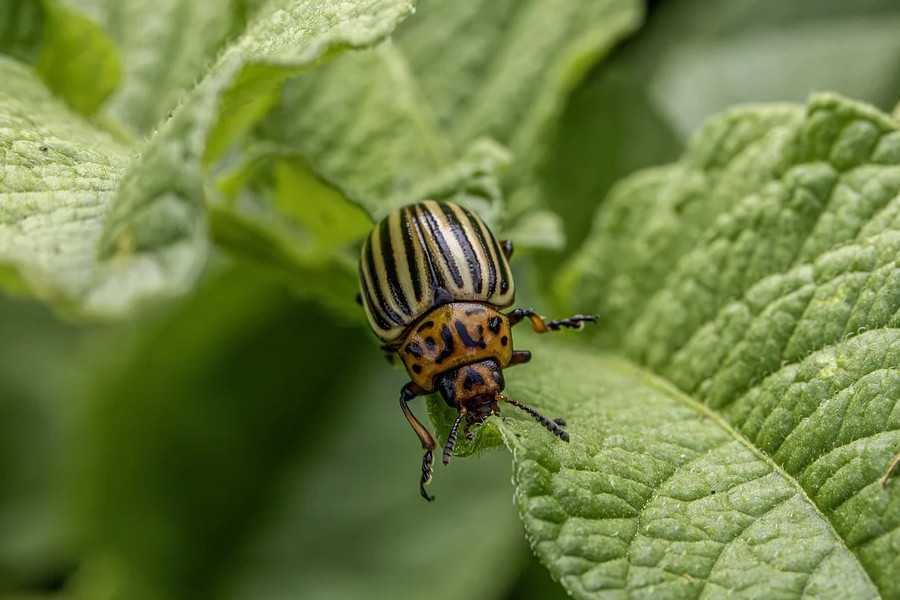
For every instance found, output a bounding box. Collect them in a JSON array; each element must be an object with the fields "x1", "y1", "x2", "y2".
[{"x1": 626, "y1": 354, "x2": 876, "y2": 591}]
